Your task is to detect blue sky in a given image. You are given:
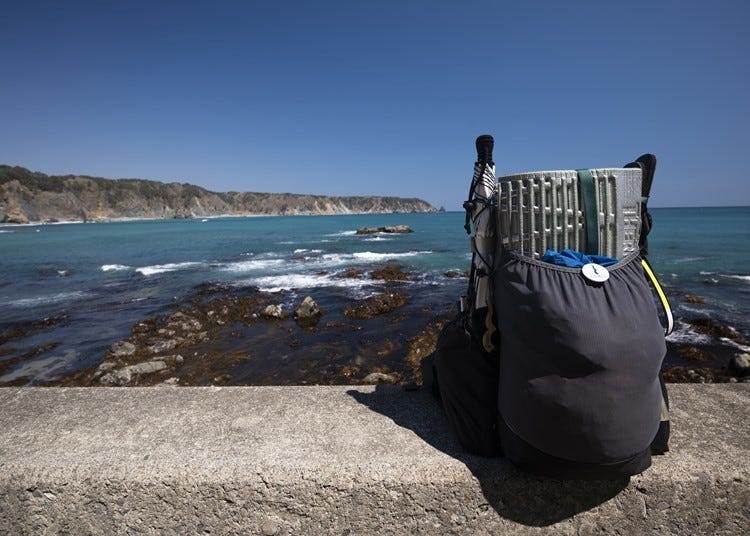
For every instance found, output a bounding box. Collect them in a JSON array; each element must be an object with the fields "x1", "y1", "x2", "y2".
[{"x1": 2, "y1": 1, "x2": 748, "y2": 209}]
